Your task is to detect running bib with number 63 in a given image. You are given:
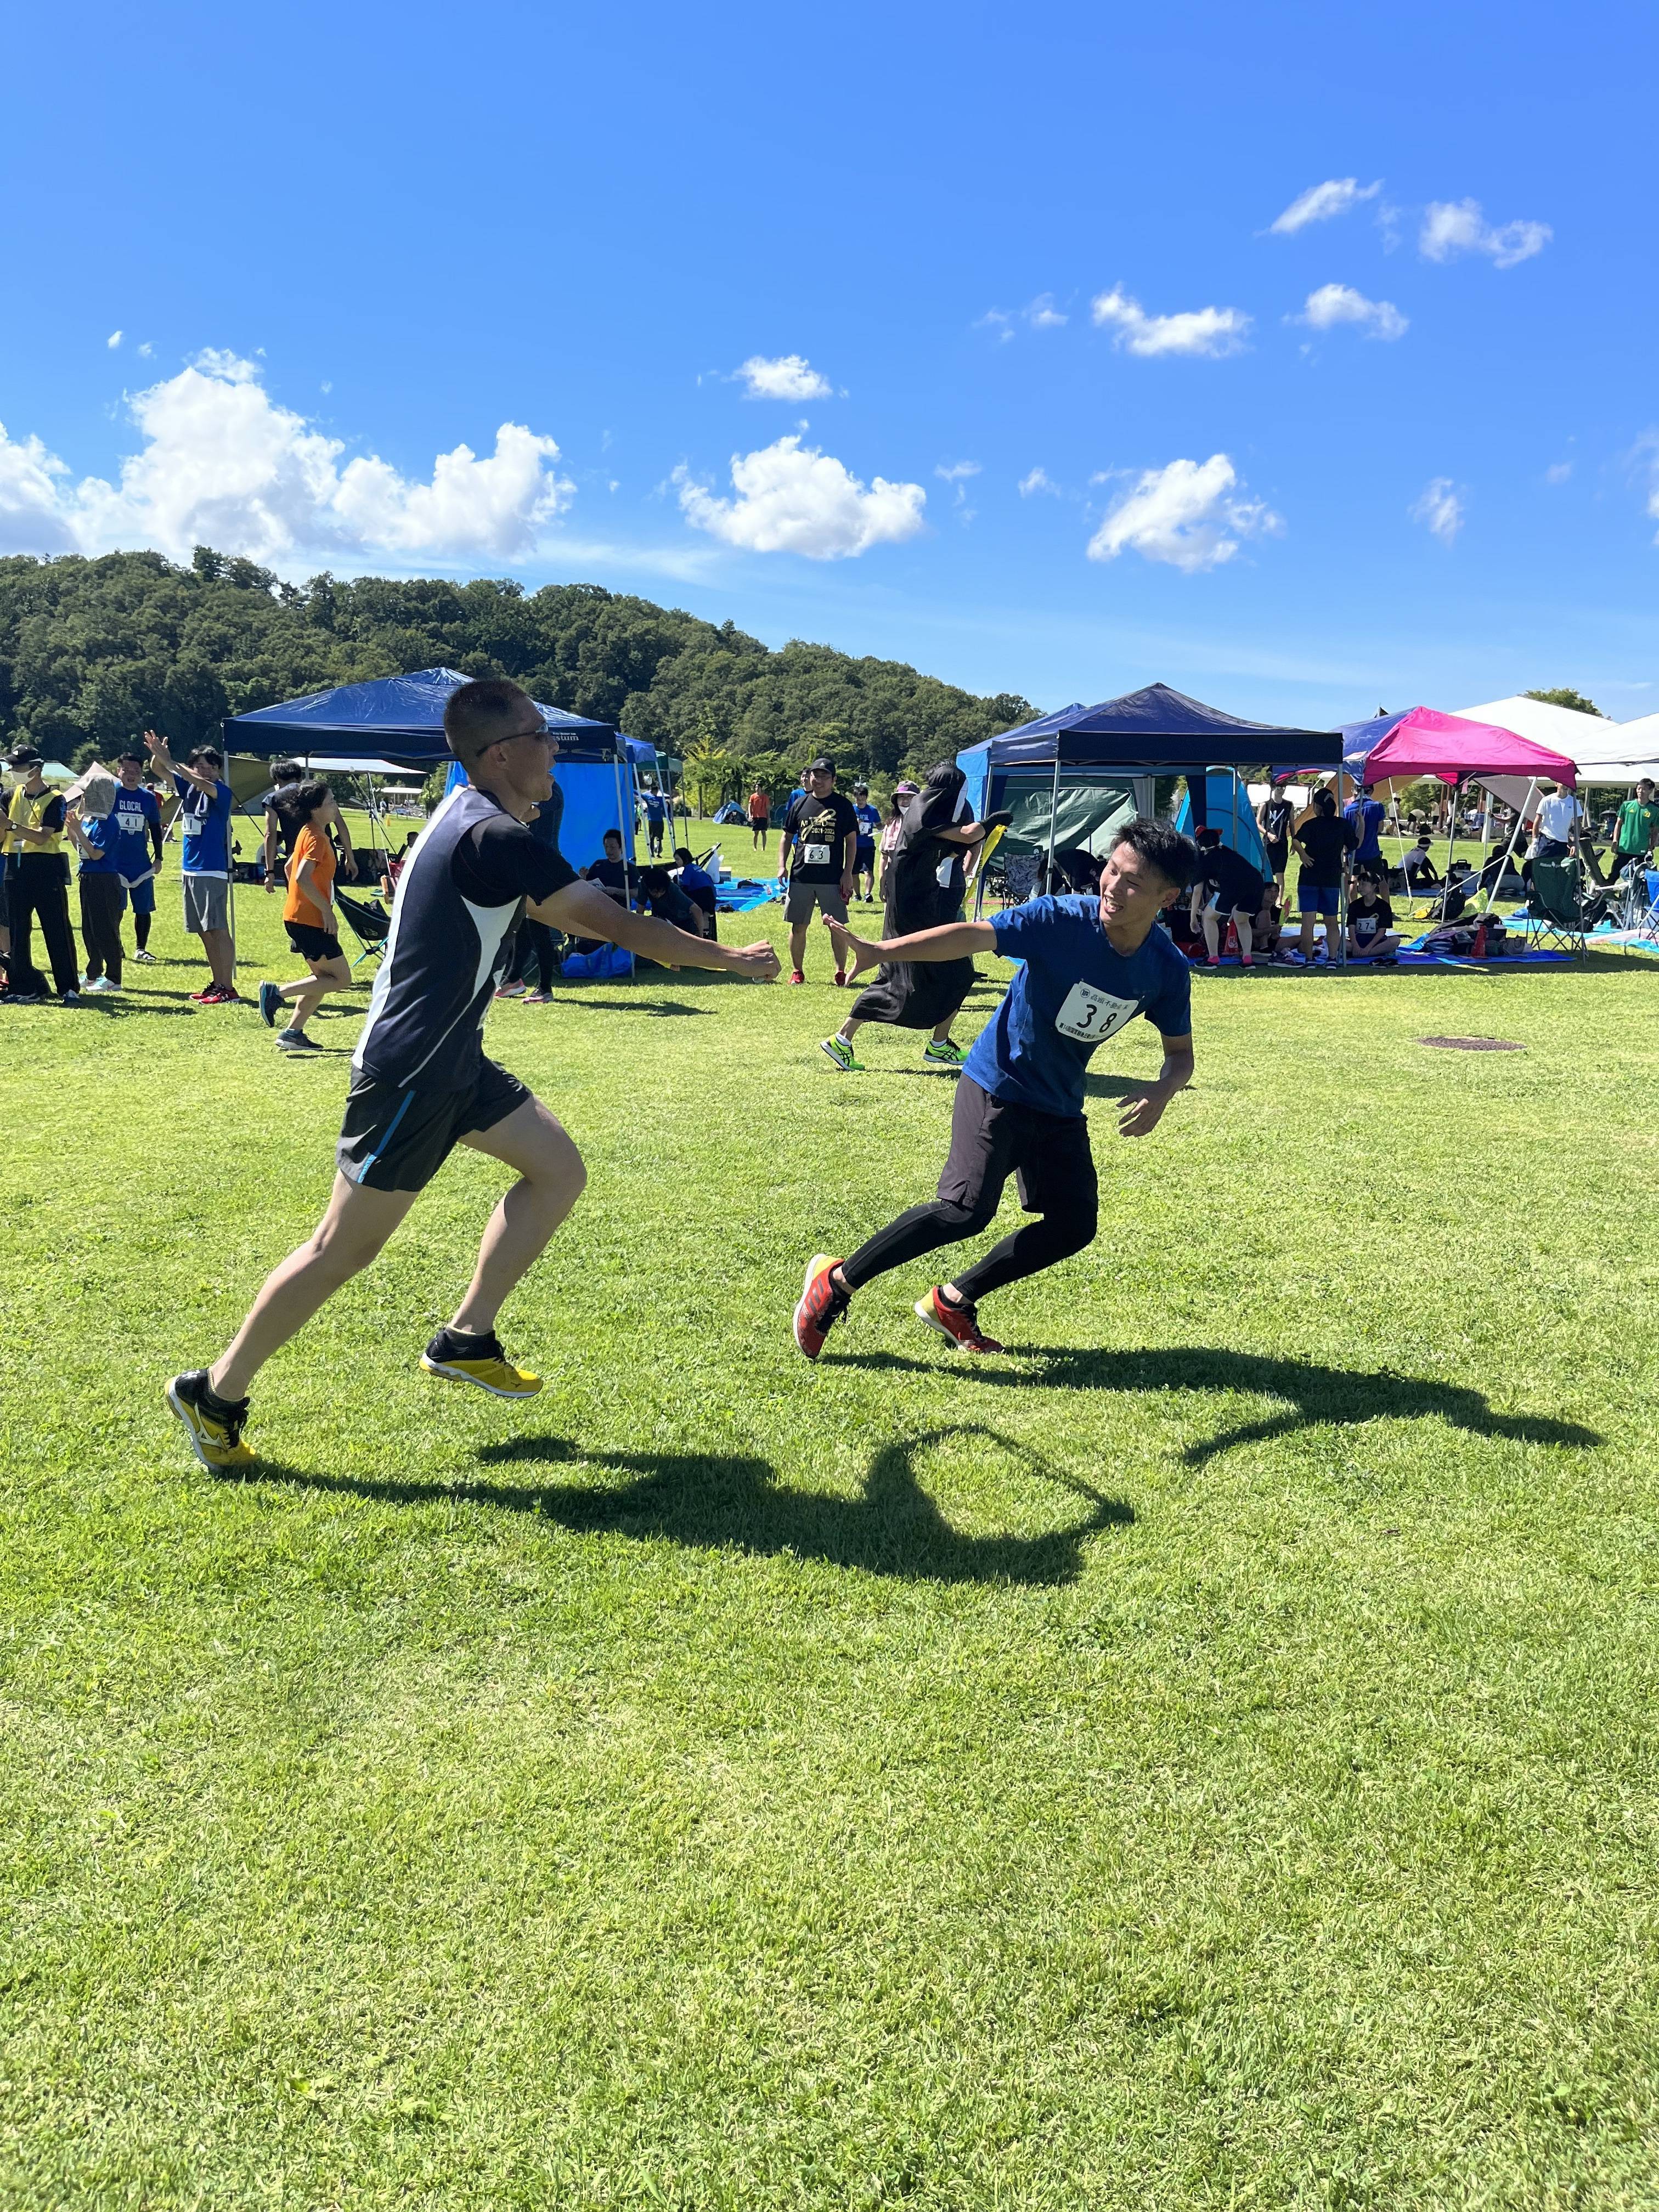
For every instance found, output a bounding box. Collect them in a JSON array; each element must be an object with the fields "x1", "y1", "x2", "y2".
[
  {"x1": 1054, "y1": 980, "x2": 1139, "y2": 1042},
  {"x1": 802, "y1": 842, "x2": 832, "y2": 867}
]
